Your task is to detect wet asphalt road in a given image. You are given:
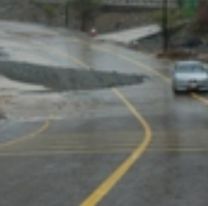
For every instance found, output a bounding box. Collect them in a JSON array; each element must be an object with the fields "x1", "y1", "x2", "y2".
[{"x1": 0, "y1": 25, "x2": 208, "y2": 206}]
